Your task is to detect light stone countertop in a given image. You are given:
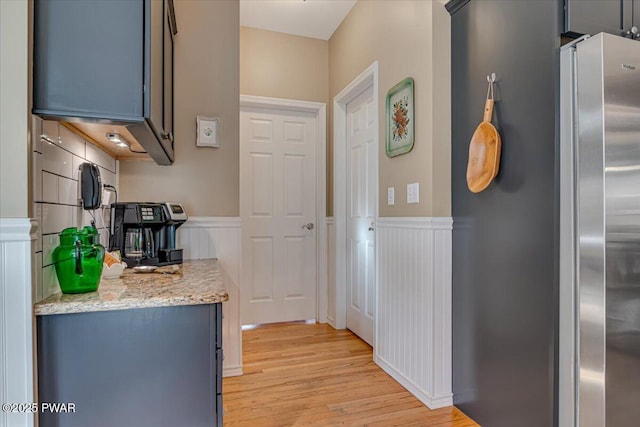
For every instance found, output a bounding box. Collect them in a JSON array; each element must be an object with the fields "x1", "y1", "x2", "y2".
[{"x1": 34, "y1": 259, "x2": 229, "y2": 316}]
